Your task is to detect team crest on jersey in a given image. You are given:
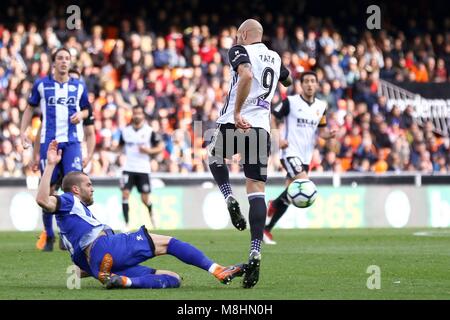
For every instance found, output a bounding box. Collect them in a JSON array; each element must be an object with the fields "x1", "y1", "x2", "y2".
[
  {"x1": 69, "y1": 85, "x2": 77, "y2": 92},
  {"x1": 72, "y1": 157, "x2": 82, "y2": 170}
]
